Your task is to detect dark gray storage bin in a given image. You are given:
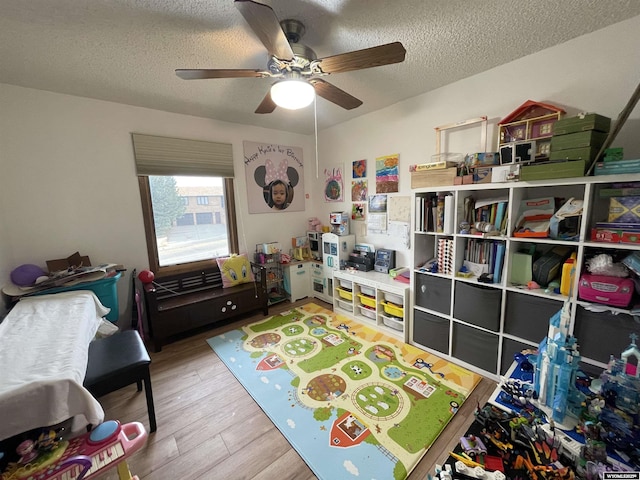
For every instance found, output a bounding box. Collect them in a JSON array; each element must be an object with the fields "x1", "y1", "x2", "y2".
[
  {"x1": 573, "y1": 306, "x2": 638, "y2": 364},
  {"x1": 452, "y1": 323, "x2": 499, "y2": 374},
  {"x1": 415, "y1": 273, "x2": 451, "y2": 315},
  {"x1": 501, "y1": 338, "x2": 533, "y2": 376},
  {"x1": 413, "y1": 309, "x2": 450, "y2": 355},
  {"x1": 453, "y1": 282, "x2": 502, "y2": 331},
  {"x1": 504, "y1": 291, "x2": 562, "y2": 342}
]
